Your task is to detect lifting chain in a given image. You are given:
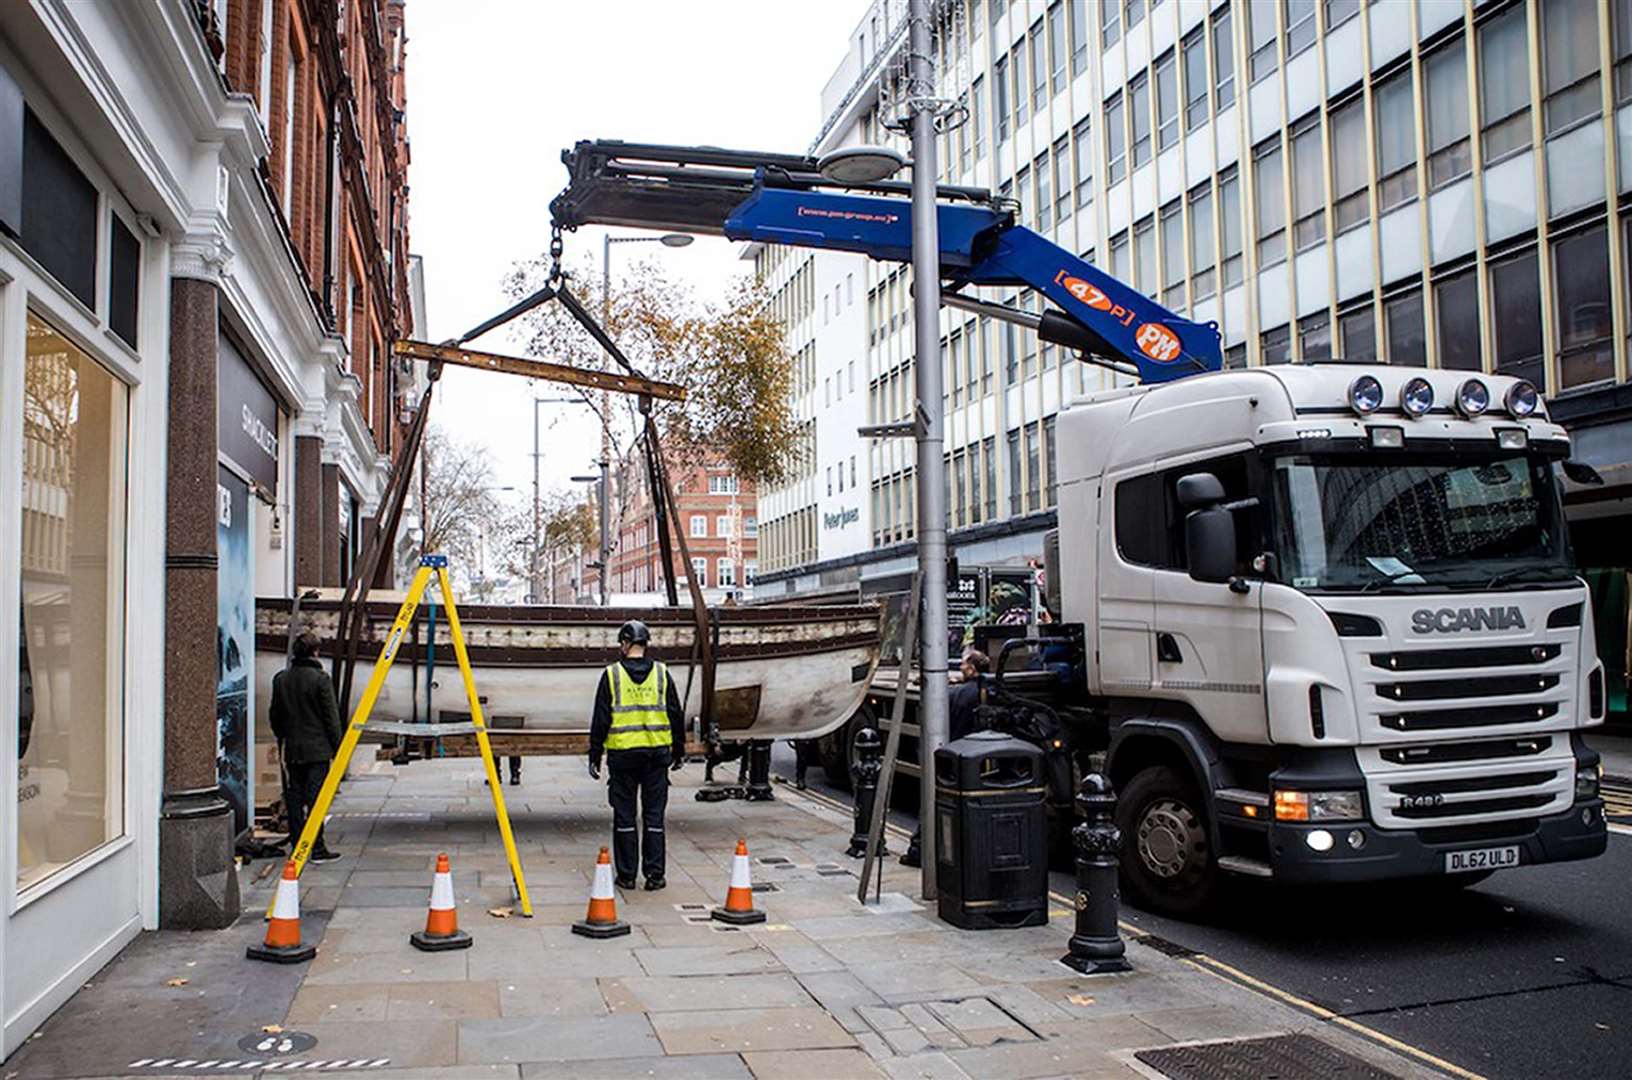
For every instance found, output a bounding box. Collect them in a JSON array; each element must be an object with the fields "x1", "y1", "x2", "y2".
[{"x1": 547, "y1": 222, "x2": 565, "y2": 284}]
